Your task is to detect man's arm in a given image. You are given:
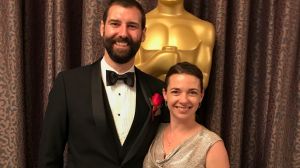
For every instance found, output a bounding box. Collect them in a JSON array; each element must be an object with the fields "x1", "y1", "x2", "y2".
[{"x1": 38, "y1": 73, "x2": 68, "y2": 168}]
